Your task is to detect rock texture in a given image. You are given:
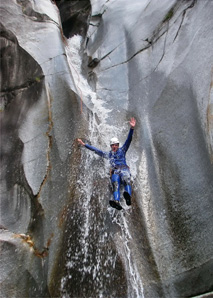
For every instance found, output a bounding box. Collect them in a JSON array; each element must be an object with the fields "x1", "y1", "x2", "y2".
[
  {"x1": 0, "y1": 0, "x2": 213, "y2": 297},
  {"x1": 55, "y1": 0, "x2": 91, "y2": 38}
]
